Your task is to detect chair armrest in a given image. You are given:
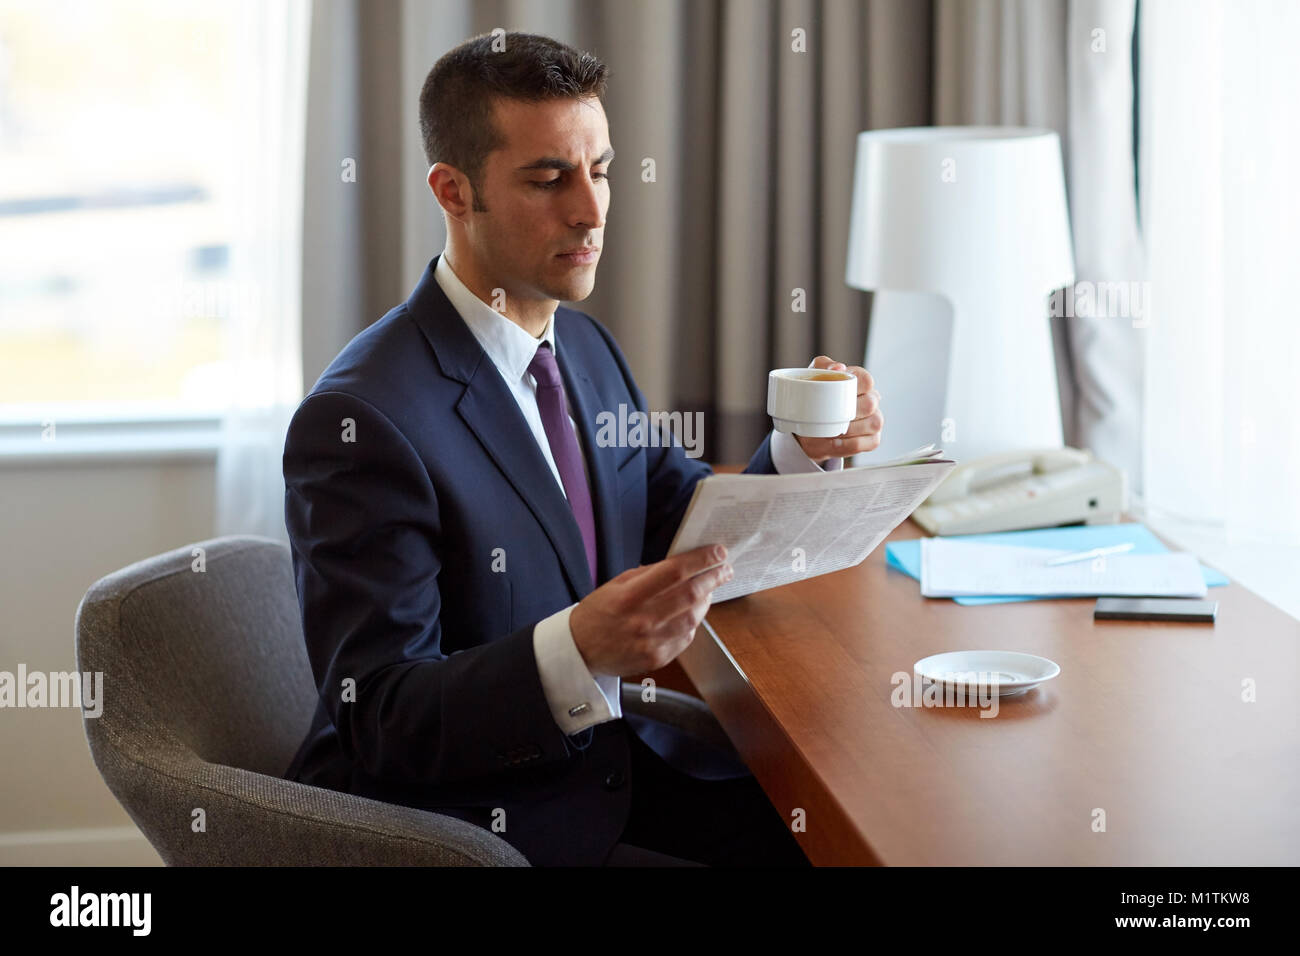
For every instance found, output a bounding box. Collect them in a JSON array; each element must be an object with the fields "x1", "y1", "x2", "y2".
[{"x1": 619, "y1": 684, "x2": 739, "y2": 759}]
